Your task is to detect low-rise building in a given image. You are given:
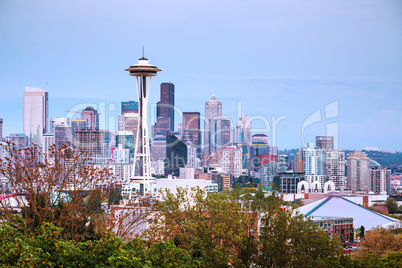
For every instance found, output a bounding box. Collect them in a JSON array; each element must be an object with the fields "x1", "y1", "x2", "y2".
[{"x1": 274, "y1": 172, "x2": 305, "y2": 193}]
